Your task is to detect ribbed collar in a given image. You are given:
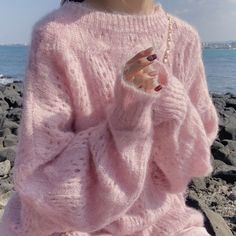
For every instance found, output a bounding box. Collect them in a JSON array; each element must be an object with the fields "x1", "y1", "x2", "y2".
[{"x1": 62, "y1": 1, "x2": 168, "y2": 34}]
